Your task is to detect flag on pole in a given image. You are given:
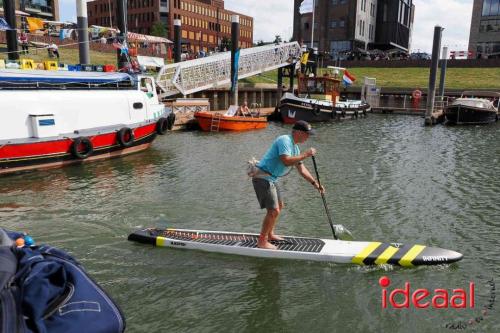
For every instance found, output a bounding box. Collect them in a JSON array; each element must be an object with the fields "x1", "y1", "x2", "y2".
[
  {"x1": 299, "y1": 0, "x2": 314, "y2": 14},
  {"x1": 0, "y1": 18, "x2": 12, "y2": 31},
  {"x1": 26, "y1": 17, "x2": 45, "y2": 32},
  {"x1": 342, "y1": 70, "x2": 356, "y2": 86}
]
